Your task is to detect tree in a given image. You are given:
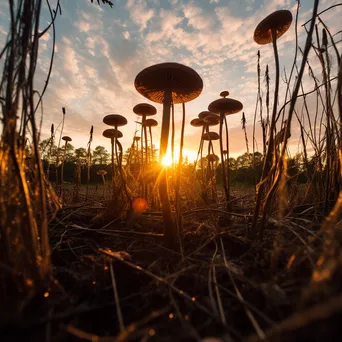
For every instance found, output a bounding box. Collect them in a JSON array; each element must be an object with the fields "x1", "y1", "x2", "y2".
[
  {"x1": 92, "y1": 145, "x2": 110, "y2": 165},
  {"x1": 75, "y1": 147, "x2": 87, "y2": 164}
]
